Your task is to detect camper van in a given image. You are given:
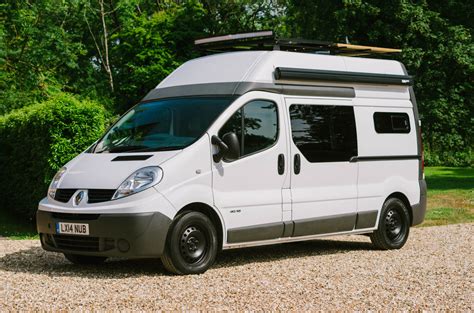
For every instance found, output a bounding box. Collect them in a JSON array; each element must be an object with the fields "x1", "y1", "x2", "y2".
[{"x1": 37, "y1": 32, "x2": 427, "y2": 274}]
